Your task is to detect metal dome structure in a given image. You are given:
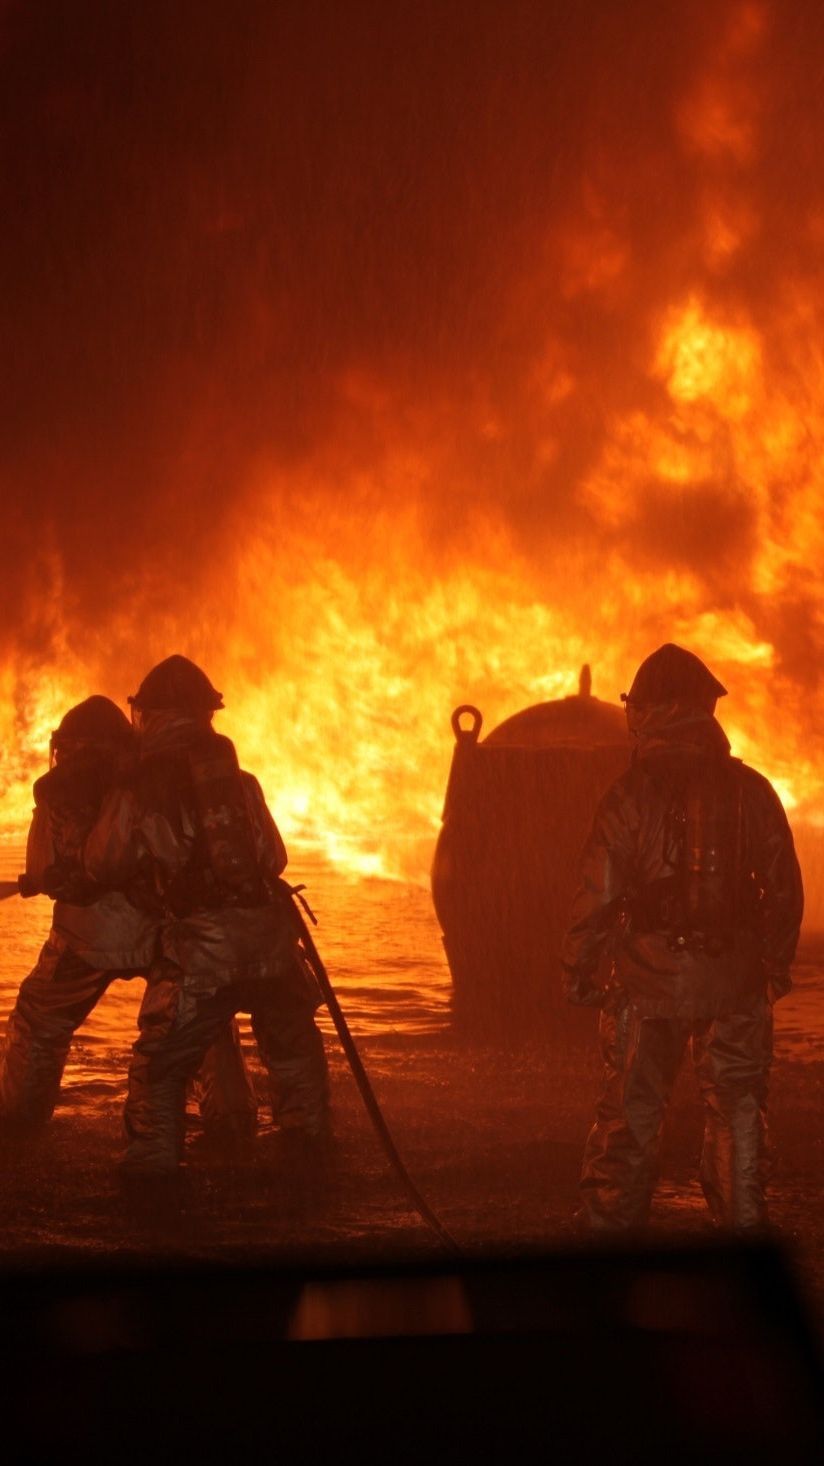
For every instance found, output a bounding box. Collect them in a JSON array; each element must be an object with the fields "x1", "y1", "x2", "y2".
[{"x1": 431, "y1": 667, "x2": 629, "y2": 1039}]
